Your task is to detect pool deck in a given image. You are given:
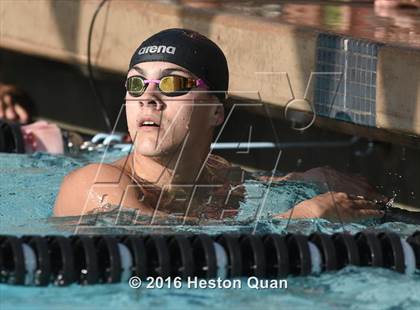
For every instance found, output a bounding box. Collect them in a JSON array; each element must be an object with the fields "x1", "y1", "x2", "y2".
[{"x1": 1, "y1": 0, "x2": 420, "y2": 143}]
